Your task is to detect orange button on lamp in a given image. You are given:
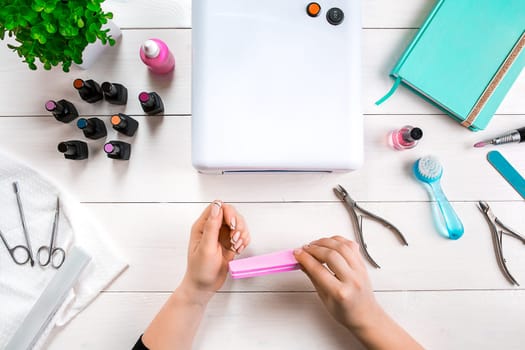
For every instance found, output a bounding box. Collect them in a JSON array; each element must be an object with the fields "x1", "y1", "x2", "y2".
[{"x1": 306, "y1": 2, "x2": 321, "y2": 17}]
